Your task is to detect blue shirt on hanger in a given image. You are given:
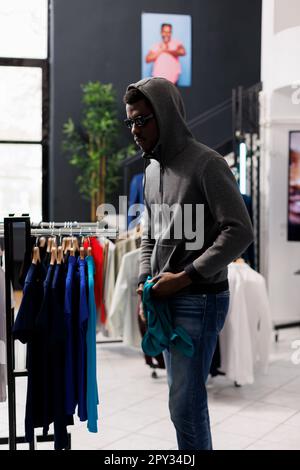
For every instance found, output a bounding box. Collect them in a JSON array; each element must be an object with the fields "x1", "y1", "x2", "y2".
[
  {"x1": 77, "y1": 257, "x2": 88, "y2": 422},
  {"x1": 64, "y1": 255, "x2": 77, "y2": 416},
  {"x1": 51, "y1": 263, "x2": 73, "y2": 449}
]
